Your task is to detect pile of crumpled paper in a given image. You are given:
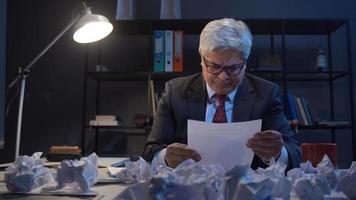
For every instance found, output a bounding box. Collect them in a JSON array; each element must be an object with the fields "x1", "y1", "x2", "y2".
[
  {"x1": 226, "y1": 155, "x2": 355, "y2": 200},
  {"x1": 112, "y1": 155, "x2": 356, "y2": 200},
  {"x1": 288, "y1": 155, "x2": 356, "y2": 200},
  {"x1": 5, "y1": 152, "x2": 98, "y2": 195},
  {"x1": 114, "y1": 157, "x2": 226, "y2": 200}
]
